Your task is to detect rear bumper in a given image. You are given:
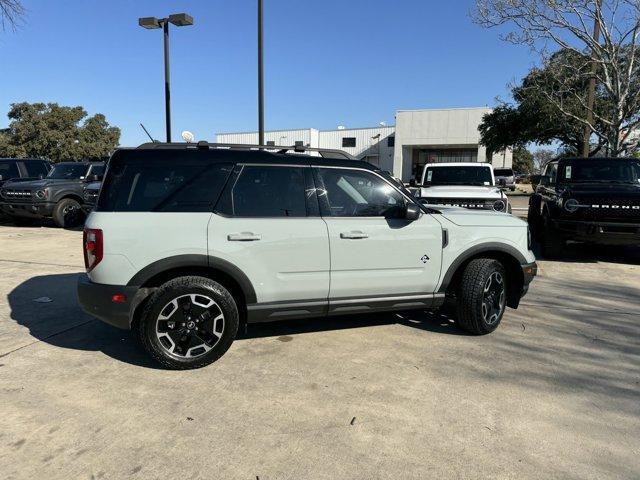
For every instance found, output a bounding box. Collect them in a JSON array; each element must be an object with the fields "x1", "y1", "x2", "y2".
[
  {"x1": 553, "y1": 219, "x2": 640, "y2": 245},
  {"x1": 77, "y1": 275, "x2": 142, "y2": 330},
  {"x1": 0, "y1": 201, "x2": 55, "y2": 218}
]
